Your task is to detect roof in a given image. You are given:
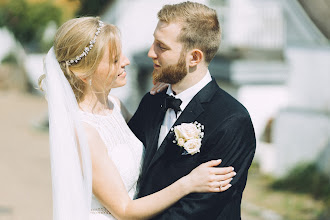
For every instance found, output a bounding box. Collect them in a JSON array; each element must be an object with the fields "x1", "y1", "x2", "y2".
[{"x1": 298, "y1": 0, "x2": 330, "y2": 40}]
